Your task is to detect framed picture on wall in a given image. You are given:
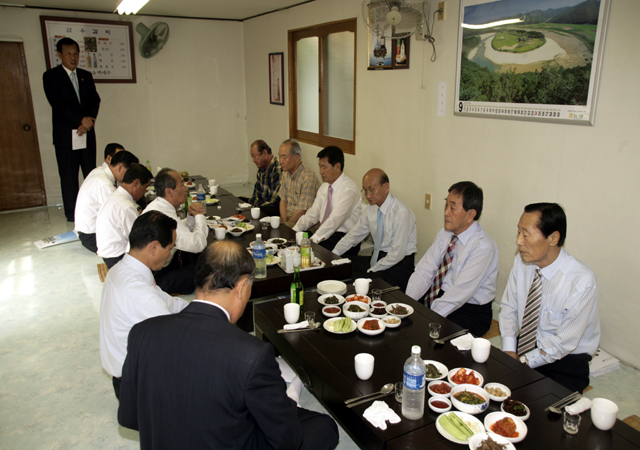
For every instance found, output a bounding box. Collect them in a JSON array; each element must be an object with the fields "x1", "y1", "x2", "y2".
[
  {"x1": 40, "y1": 16, "x2": 136, "y2": 83},
  {"x1": 368, "y1": 32, "x2": 392, "y2": 70},
  {"x1": 269, "y1": 52, "x2": 284, "y2": 105},
  {"x1": 392, "y1": 37, "x2": 410, "y2": 69},
  {"x1": 453, "y1": 0, "x2": 610, "y2": 125}
]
